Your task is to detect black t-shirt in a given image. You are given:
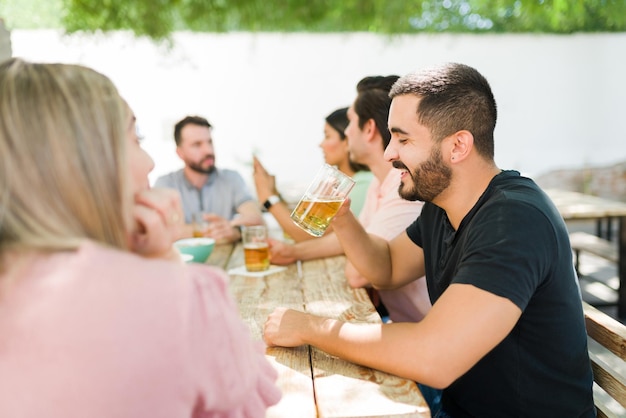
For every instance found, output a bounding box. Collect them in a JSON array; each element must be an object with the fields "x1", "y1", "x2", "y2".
[{"x1": 406, "y1": 170, "x2": 595, "y2": 418}]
